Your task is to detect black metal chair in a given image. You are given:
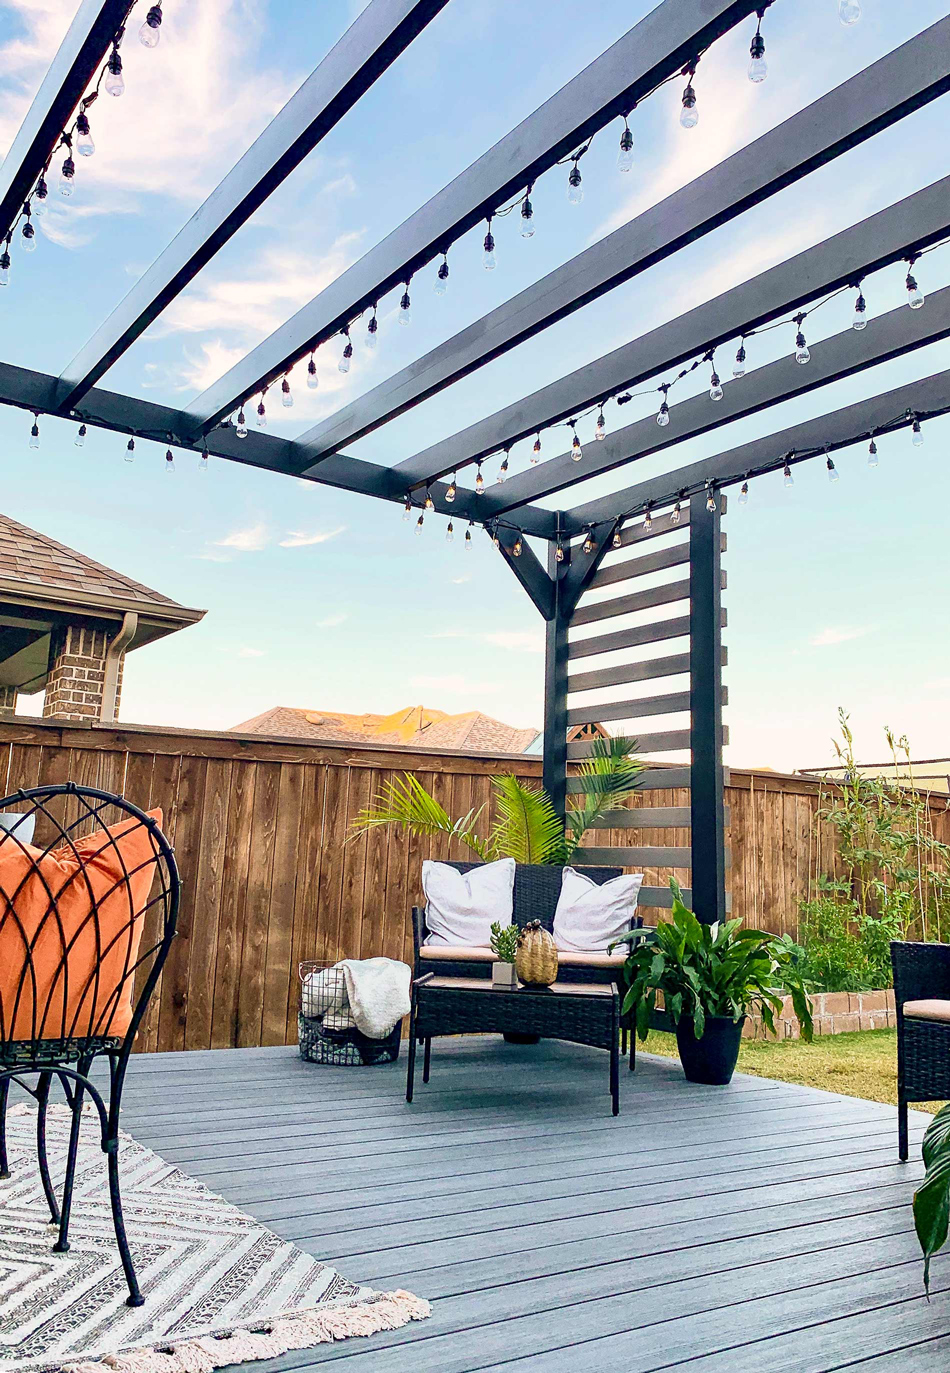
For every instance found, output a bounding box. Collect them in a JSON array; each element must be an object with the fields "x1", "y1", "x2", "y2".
[
  {"x1": 0, "y1": 783, "x2": 178, "y2": 1307},
  {"x1": 891, "y1": 940, "x2": 950, "y2": 1160}
]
